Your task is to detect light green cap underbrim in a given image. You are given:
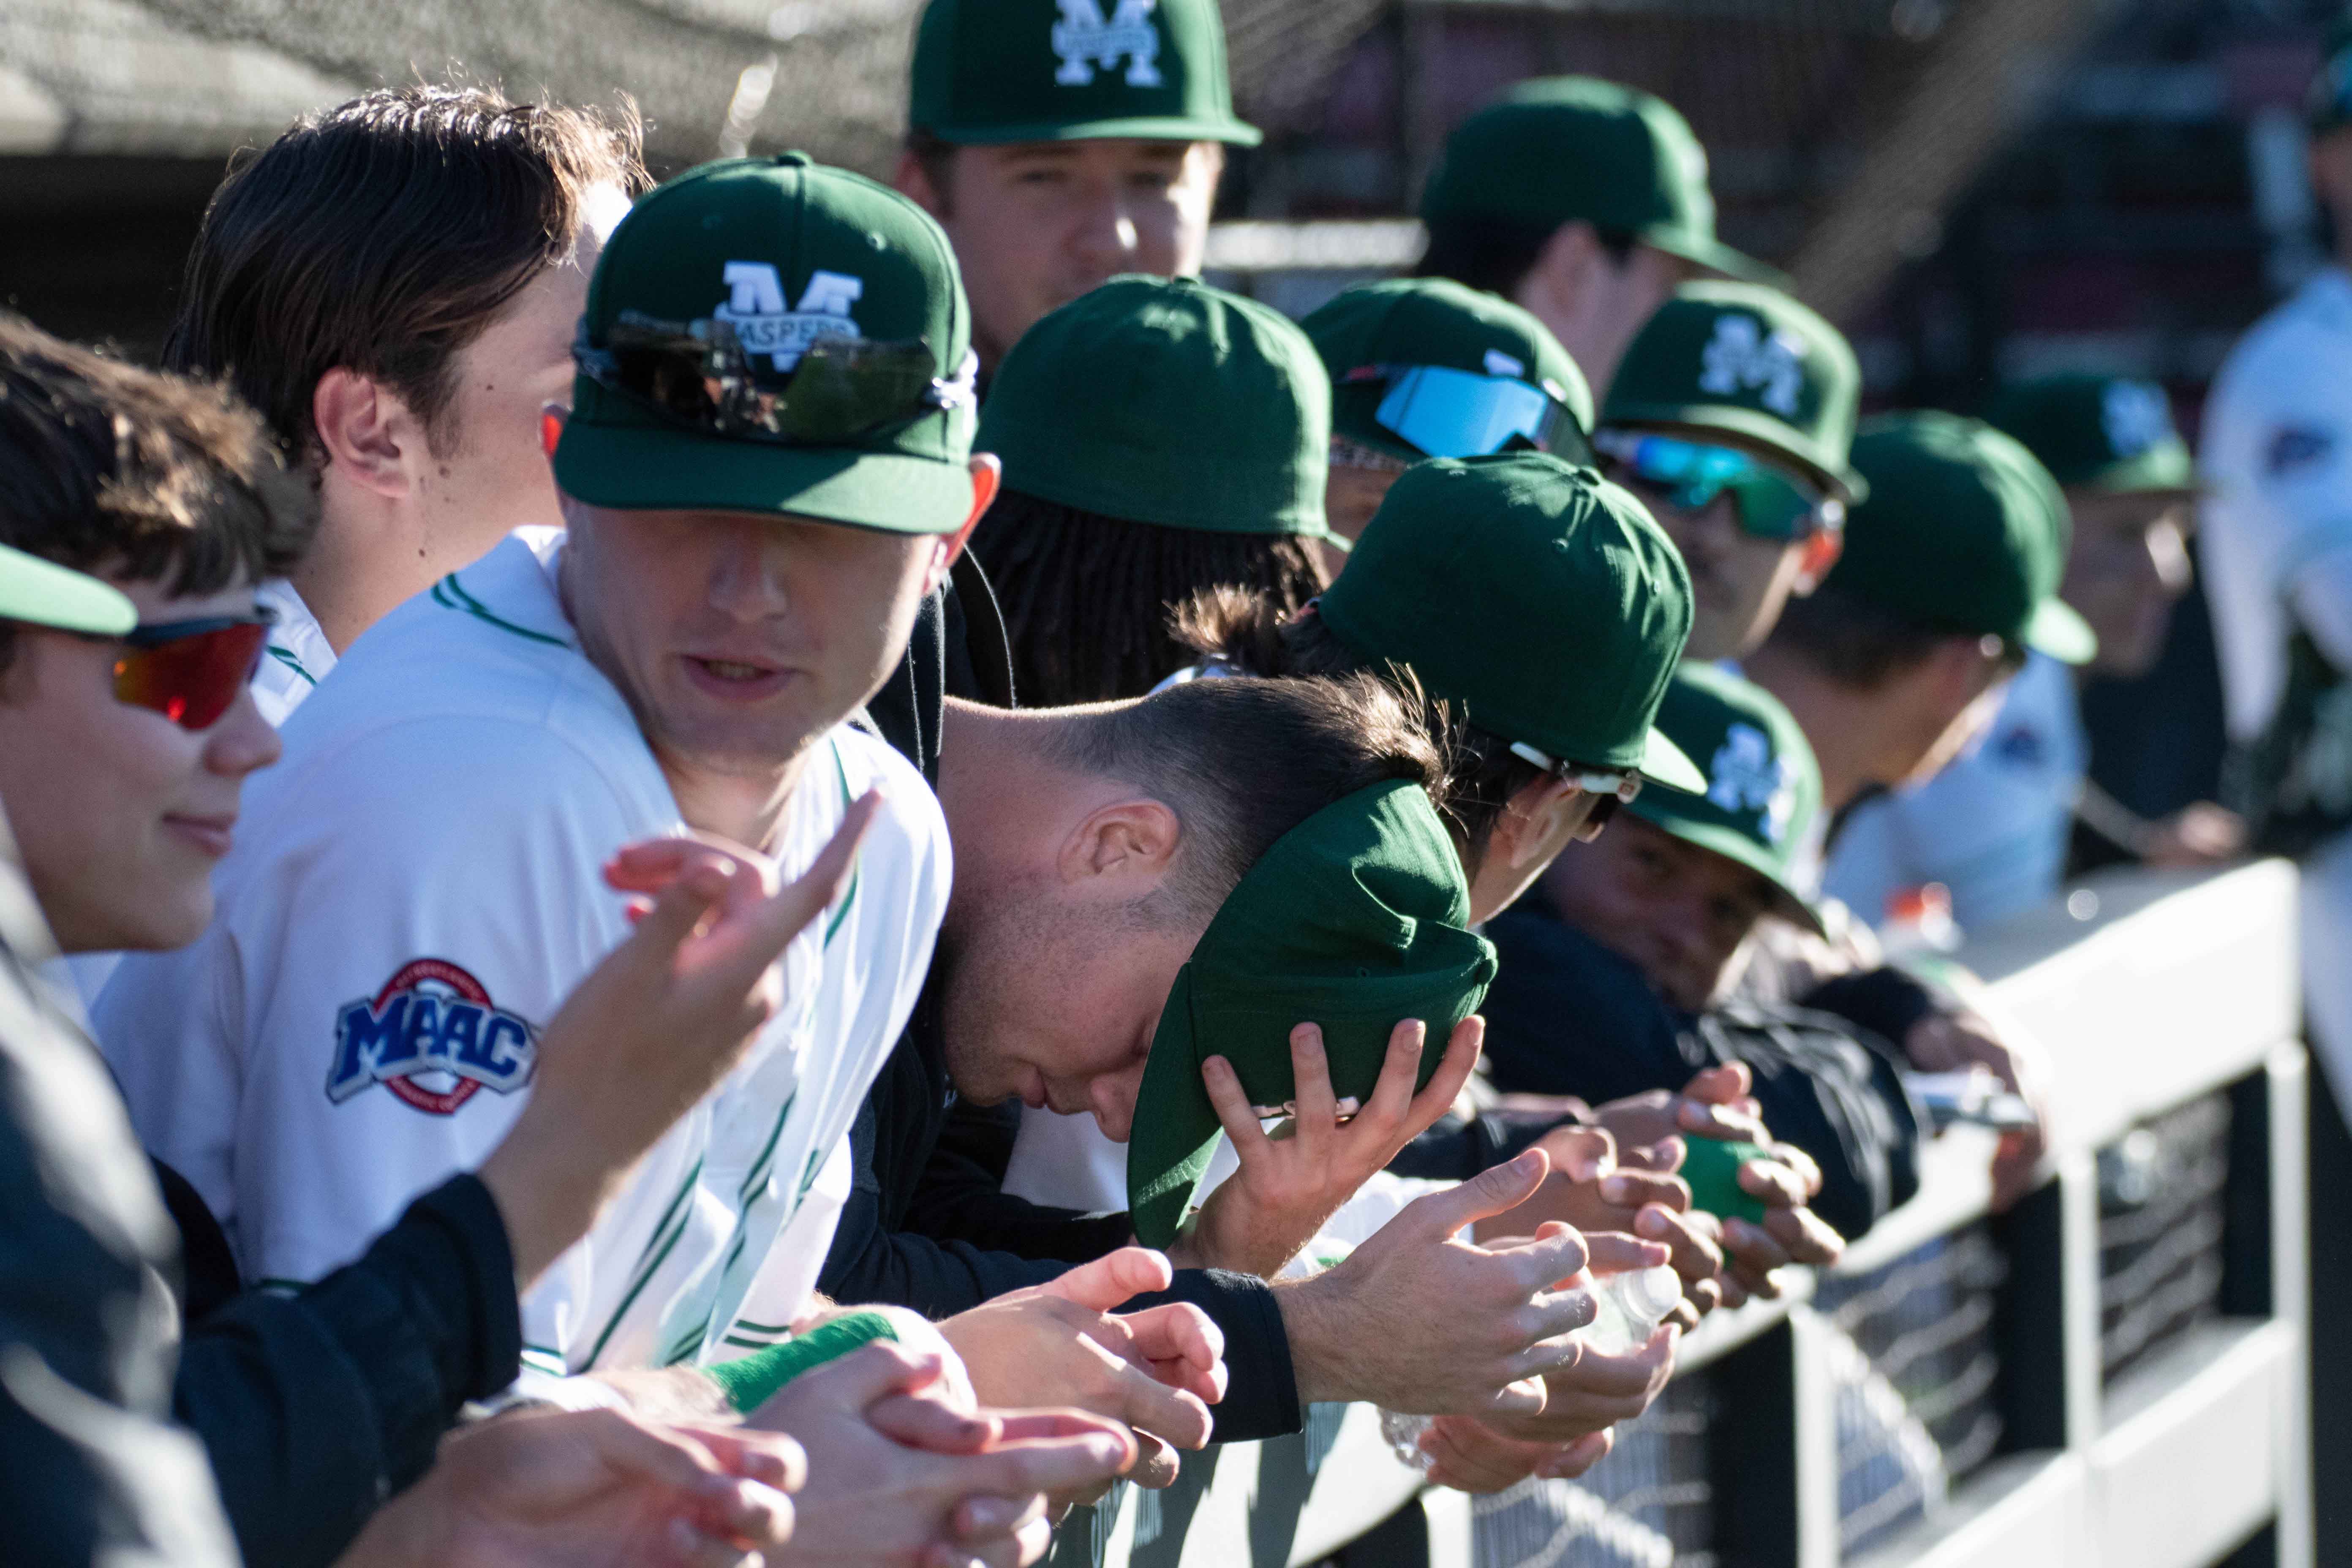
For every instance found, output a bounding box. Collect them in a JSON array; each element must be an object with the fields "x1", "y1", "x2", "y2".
[
  {"x1": 1628, "y1": 804, "x2": 1827, "y2": 934},
  {"x1": 2082, "y1": 436, "x2": 2197, "y2": 496},
  {"x1": 2024, "y1": 595, "x2": 2099, "y2": 666},
  {"x1": 0, "y1": 542, "x2": 136, "y2": 635},
  {"x1": 922, "y1": 114, "x2": 1261, "y2": 146},
  {"x1": 1647, "y1": 228, "x2": 1787, "y2": 288},
  {"x1": 554, "y1": 421, "x2": 975, "y2": 536},
  {"x1": 1640, "y1": 729, "x2": 1708, "y2": 793}
]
